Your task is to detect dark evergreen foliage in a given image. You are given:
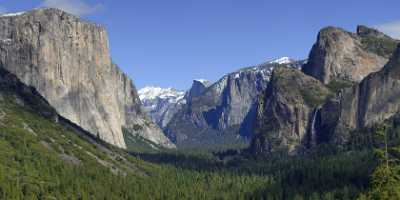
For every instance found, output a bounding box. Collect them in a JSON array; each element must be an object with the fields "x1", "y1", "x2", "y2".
[{"x1": 1, "y1": 78, "x2": 399, "y2": 199}]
